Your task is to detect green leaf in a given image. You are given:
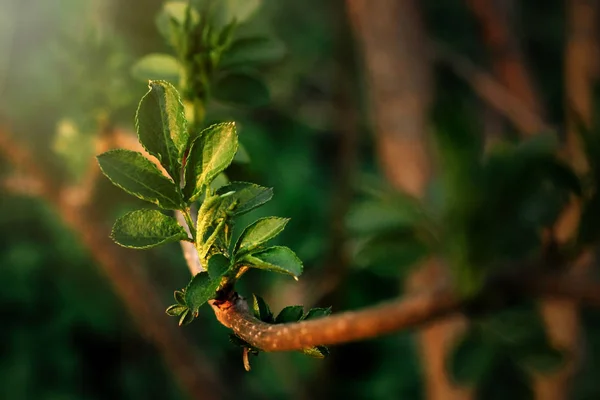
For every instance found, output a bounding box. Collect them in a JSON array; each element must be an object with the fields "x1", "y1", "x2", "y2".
[
  {"x1": 174, "y1": 290, "x2": 186, "y2": 305},
  {"x1": 178, "y1": 308, "x2": 194, "y2": 326},
  {"x1": 214, "y1": 73, "x2": 270, "y2": 108},
  {"x1": 131, "y1": 54, "x2": 182, "y2": 83},
  {"x1": 216, "y1": 182, "x2": 273, "y2": 216},
  {"x1": 234, "y1": 217, "x2": 288, "y2": 254},
  {"x1": 184, "y1": 273, "x2": 221, "y2": 314},
  {"x1": 229, "y1": 334, "x2": 260, "y2": 355},
  {"x1": 184, "y1": 122, "x2": 238, "y2": 201},
  {"x1": 97, "y1": 150, "x2": 184, "y2": 210},
  {"x1": 275, "y1": 306, "x2": 304, "y2": 324},
  {"x1": 207, "y1": 254, "x2": 231, "y2": 280},
  {"x1": 302, "y1": 346, "x2": 330, "y2": 359},
  {"x1": 211, "y1": 0, "x2": 261, "y2": 27},
  {"x1": 303, "y1": 307, "x2": 332, "y2": 321},
  {"x1": 136, "y1": 80, "x2": 188, "y2": 183},
  {"x1": 220, "y1": 37, "x2": 285, "y2": 69},
  {"x1": 517, "y1": 343, "x2": 564, "y2": 374},
  {"x1": 448, "y1": 330, "x2": 496, "y2": 385},
  {"x1": 166, "y1": 304, "x2": 187, "y2": 316},
  {"x1": 243, "y1": 246, "x2": 303, "y2": 278},
  {"x1": 233, "y1": 143, "x2": 251, "y2": 163},
  {"x1": 252, "y1": 294, "x2": 274, "y2": 323},
  {"x1": 110, "y1": 209, "x2": 189, "y2": 249}
]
